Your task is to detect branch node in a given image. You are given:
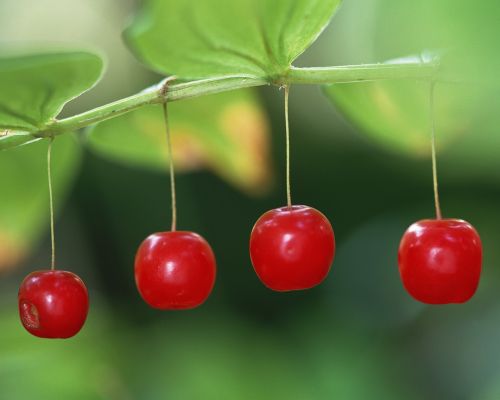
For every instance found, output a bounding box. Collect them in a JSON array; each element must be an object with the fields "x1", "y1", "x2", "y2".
[{"x1": 159, "y1": 76, "x2": 177, "y2": 101}]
